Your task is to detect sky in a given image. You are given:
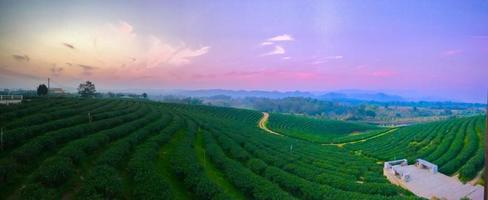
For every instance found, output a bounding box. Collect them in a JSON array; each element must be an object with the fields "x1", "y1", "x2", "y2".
[{"x1": 0, "y1": 0, "x2": 487, "y2": 103}]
